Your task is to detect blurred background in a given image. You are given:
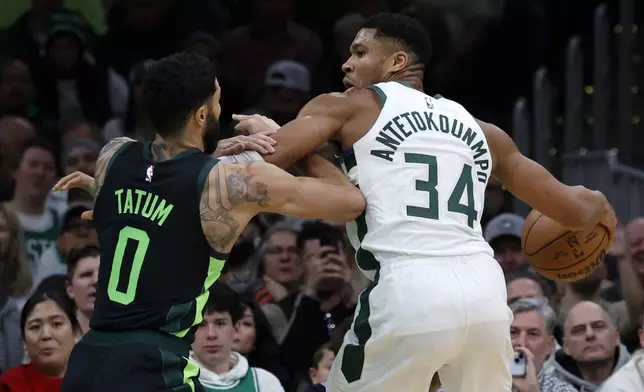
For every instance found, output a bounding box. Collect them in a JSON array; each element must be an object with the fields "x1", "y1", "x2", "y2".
[{"x1": 0, "y1": 0, "x2": 643, "y2": 391}]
